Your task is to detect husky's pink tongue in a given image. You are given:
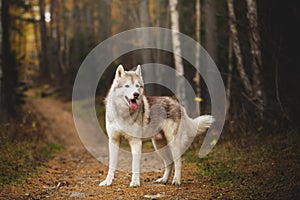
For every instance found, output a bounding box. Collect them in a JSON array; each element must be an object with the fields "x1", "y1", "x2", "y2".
[{"x1": 129, "y1": 101, "x2": 138, "y2": 111}]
